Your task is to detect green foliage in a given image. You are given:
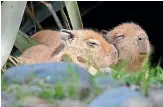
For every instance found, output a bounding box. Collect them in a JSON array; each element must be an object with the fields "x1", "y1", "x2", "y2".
[
  {"x1": 14, "y1": 30, "x2": 40, "y2": 53},
  {"x1": 1, "y1": 61, "x2": 163, "y2": 105},
  {"x1": 109, "y1": 60, "x2": 163, "y2": 96}
]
